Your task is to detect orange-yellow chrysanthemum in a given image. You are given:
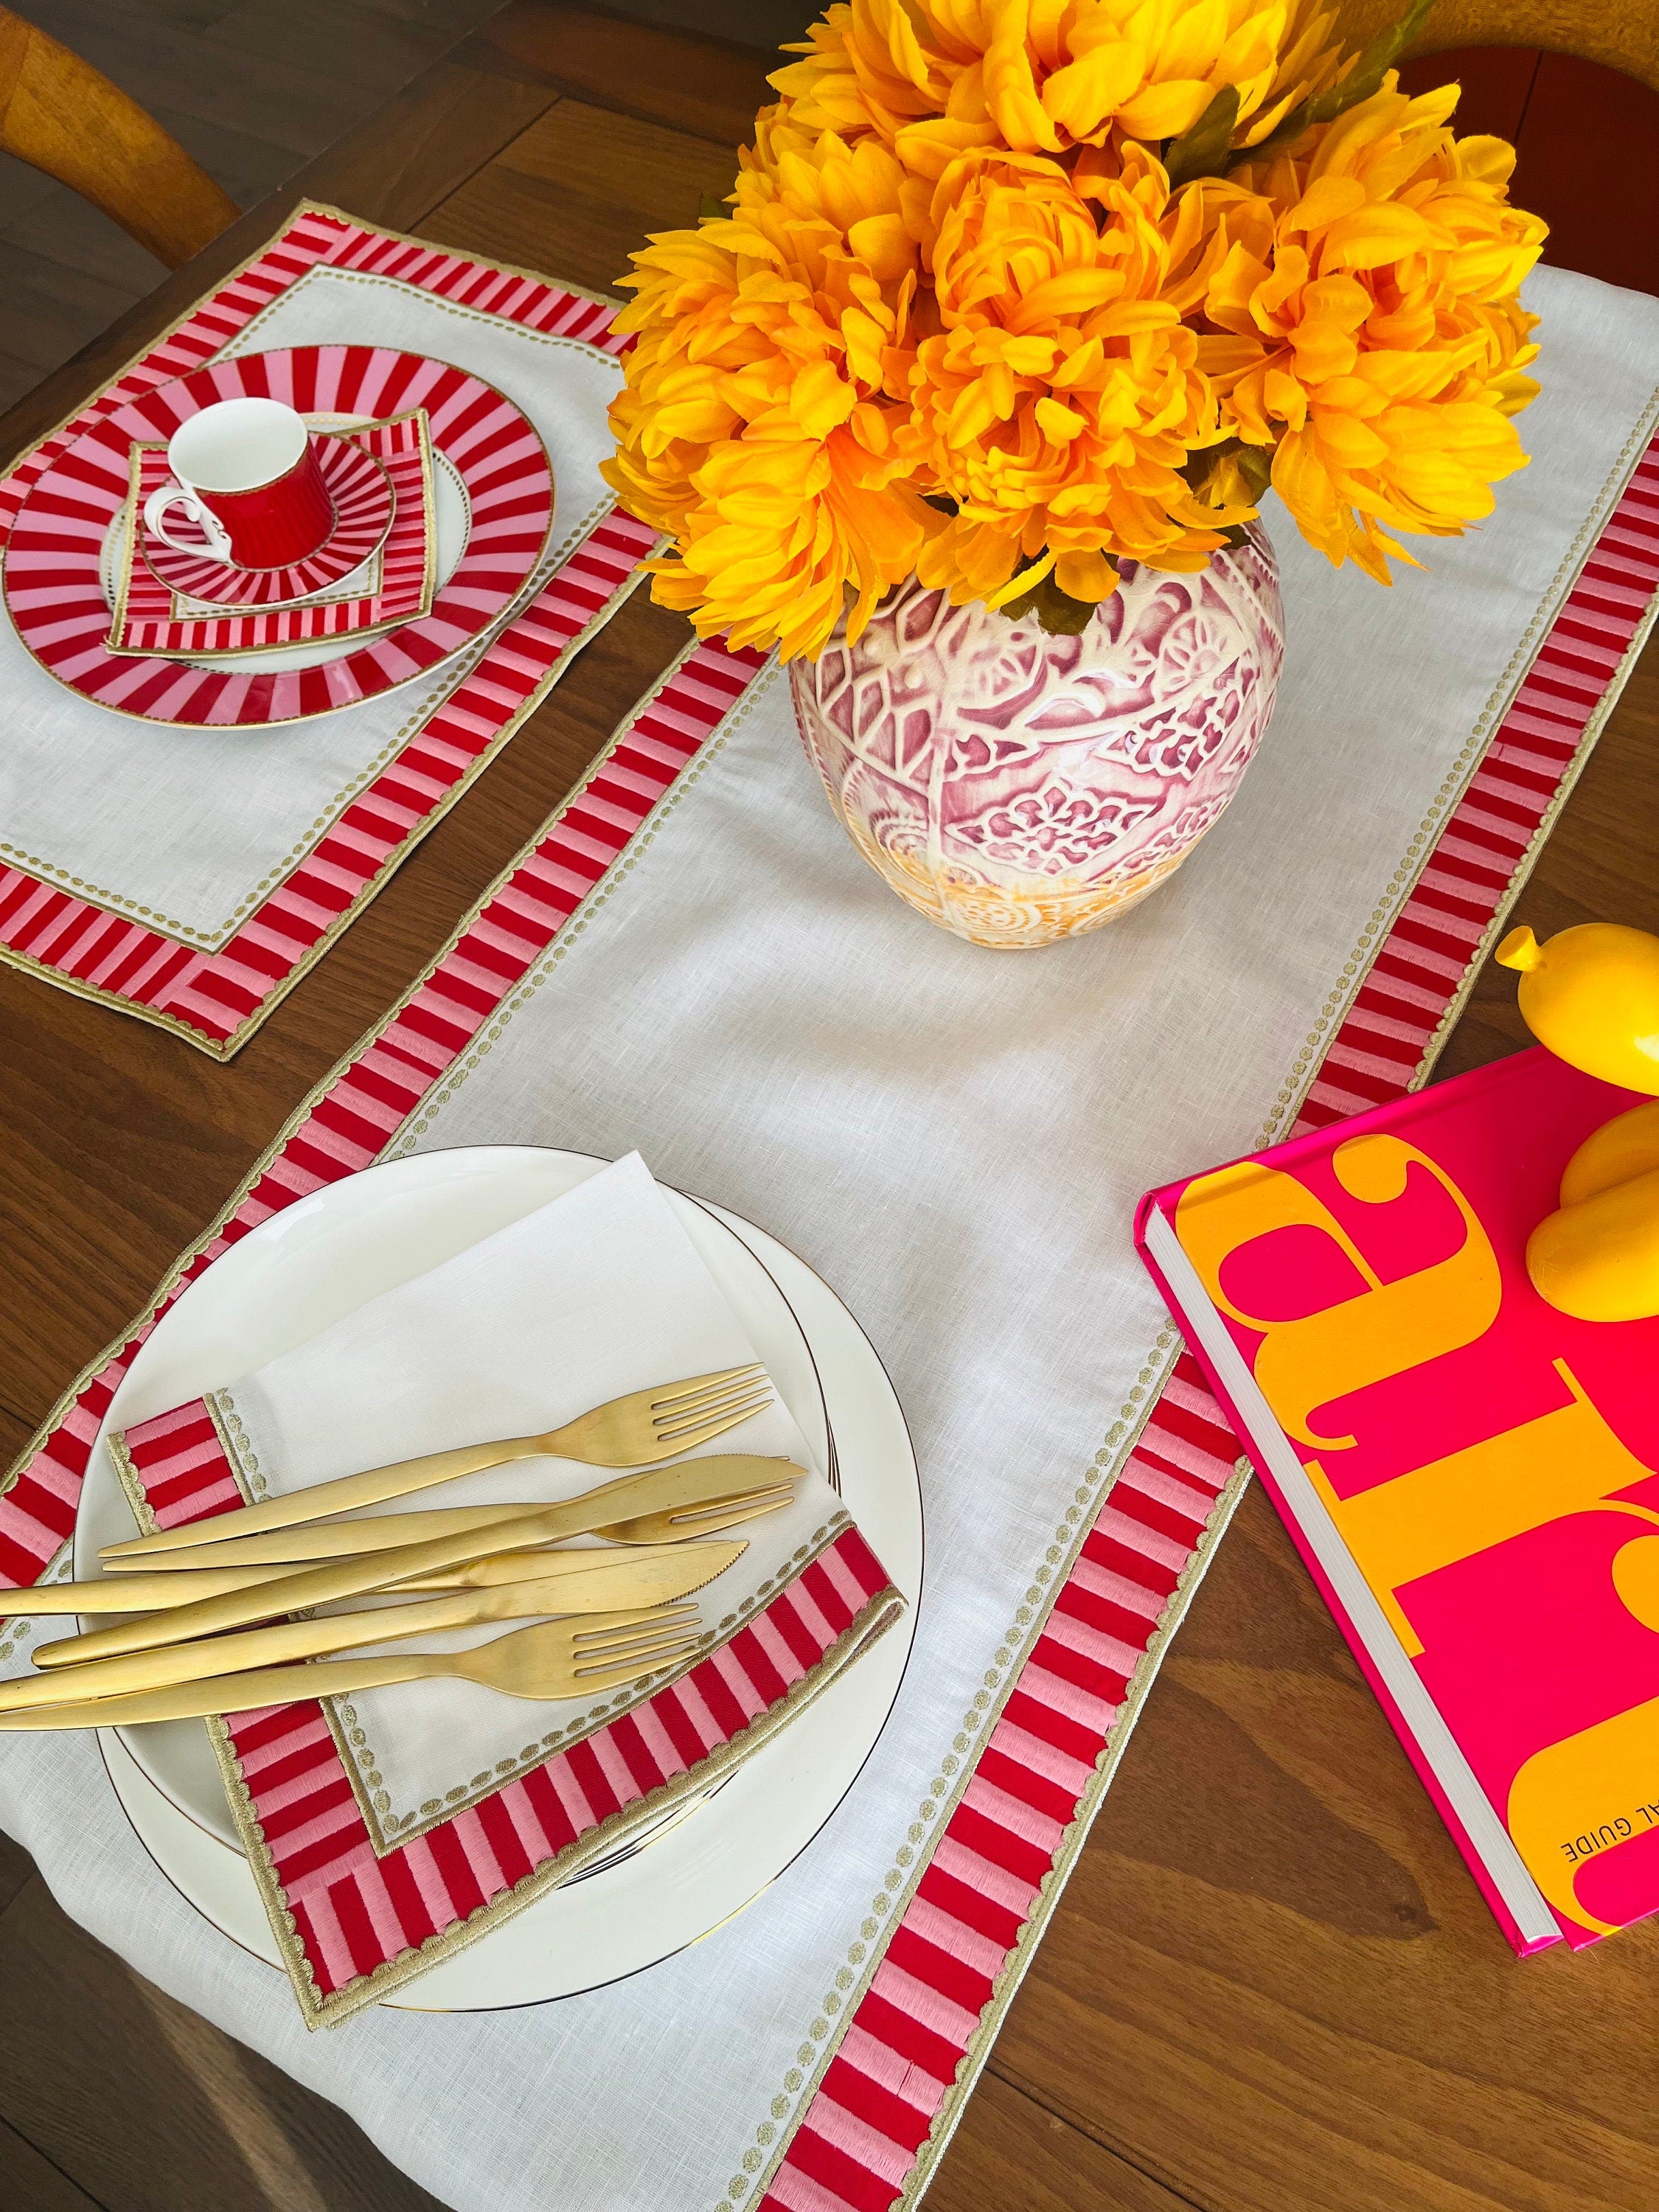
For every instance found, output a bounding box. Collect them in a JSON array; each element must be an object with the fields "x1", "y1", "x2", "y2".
[
  {"x1": 1182, "y1": 80, "x2": 1547, "y2": 579},
  {"x1": 602, "y1": 117, "x2": 937, "y2": 658},
  {"x1": 904, "y1": 143, "x2": 1250, "y2": 607},
  {"x1": 769, "y1": 0, "x2": 1352, "y2": 179},
  {"x1": 604, "y1": 1, "x2": 1547, "y2": 655}
]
